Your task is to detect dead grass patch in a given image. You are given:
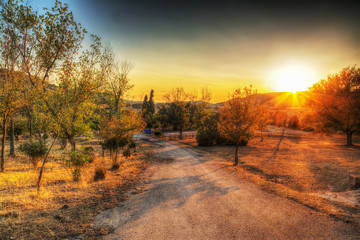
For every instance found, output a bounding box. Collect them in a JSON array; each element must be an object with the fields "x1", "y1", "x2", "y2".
[
  {"x1": 178, "y1": 129, "x2": 360, "y2": 225},
  {"x1": 0, "y1": 138, "x2": 156, "y2": 240}
]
